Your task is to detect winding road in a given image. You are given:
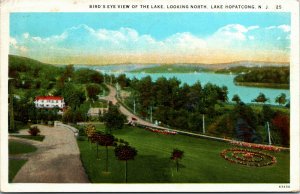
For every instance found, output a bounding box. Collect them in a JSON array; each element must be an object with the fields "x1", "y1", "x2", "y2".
[
  {"x1": 100, "y1": 84, "x2": 232, "y2": 142},
  {"x1": 100, "y1": 84, "x2": 290, "y2": 150}
]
